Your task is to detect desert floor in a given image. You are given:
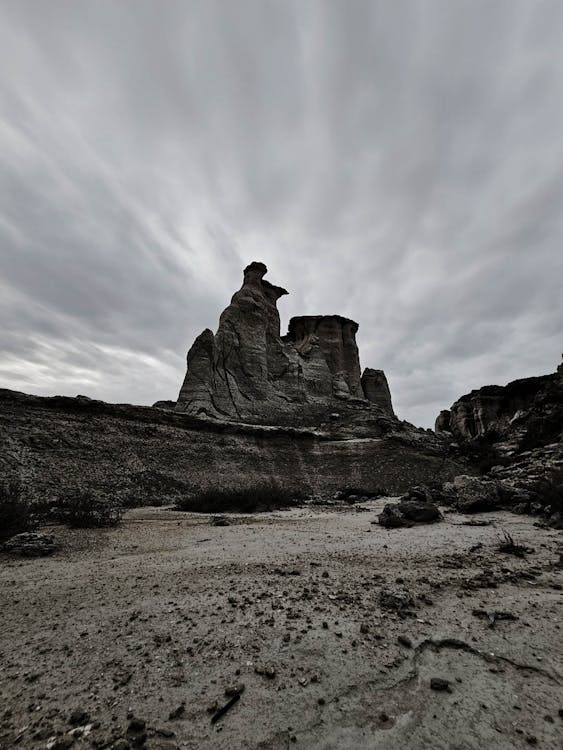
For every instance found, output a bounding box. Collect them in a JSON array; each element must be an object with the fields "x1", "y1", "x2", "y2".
[{"x1": 1, "y1": 501, "x2": 562, "y2": 750}]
